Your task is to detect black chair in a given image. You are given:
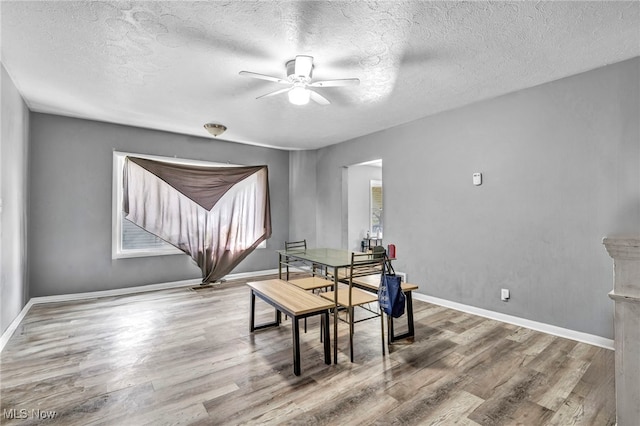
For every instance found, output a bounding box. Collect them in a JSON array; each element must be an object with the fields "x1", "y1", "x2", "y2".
[
  {"x1": 284, "y1": 240, "x2": 308, "y2": 280},
  {"x1": 372, "y1": 245, "x2": 386, "y2": 259},
  {"x1": 320, "y1": 252, "x2": 385, "y2": 362}
]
